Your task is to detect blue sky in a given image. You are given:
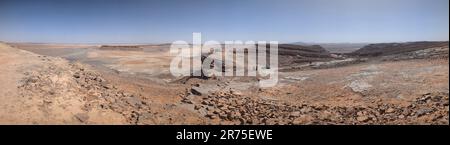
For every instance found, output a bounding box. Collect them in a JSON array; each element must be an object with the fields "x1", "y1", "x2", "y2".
[{"x1": 0, "y1": 0, "x2": 448, "y2": 43}]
